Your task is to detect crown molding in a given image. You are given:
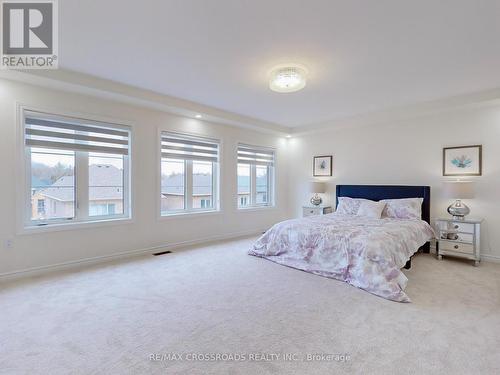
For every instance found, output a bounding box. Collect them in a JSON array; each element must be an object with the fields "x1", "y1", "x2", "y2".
[
  {"x1": 3, "y1": 69, "x2": 499, "y2": 138},
  {"x1": 0, "y1": 69, "x2": 291, "y2": 136},
  {"x1": 290, "y1": 88, "x2": 500, "y2": 136}
]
